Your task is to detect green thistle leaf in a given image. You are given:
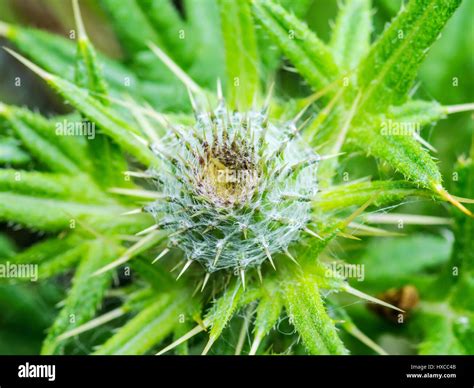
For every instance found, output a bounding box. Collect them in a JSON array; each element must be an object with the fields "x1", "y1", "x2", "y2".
[
  {"x1": 218, "y1": 0, "x2": 261, "y2": 108},
  {"x1": 41, "y1": 240, "x2": 119, "y2": 354},
  {"x1": 358, "y1": 0, "x2": 462, "y2": 111},
  {"x1": 94, "y1": 292, "x2": 189, "y2": 355},
  {"x1": 252, "y1": 0, "x2": 339, "y2": 90},
  {"x1": 283, "y1": 275, "x2": 348, "y2": 355},
  {"x1": 204, "y1": 280, "x2": 243, "y2": 353},
  {"x1": 250, "y1": 282, "x2": 283, "y2": 354},
  {"x1": 99, "y1": 0, "x2": 163, "y2": 57},
  {"x1": 0, "y1": 137, "x2": 31, "y2": 166},
  {"x1": 330, "y1": 0, "x2": 372, "y2": 70}
]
